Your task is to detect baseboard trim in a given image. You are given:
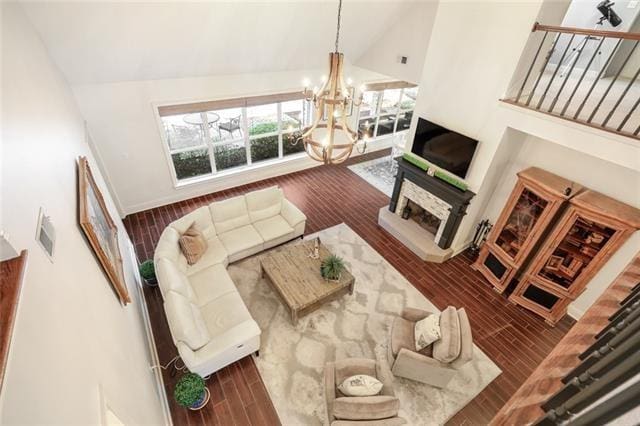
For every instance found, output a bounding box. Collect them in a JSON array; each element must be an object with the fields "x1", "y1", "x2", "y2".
[
  {"x1": 122, "y1": 139, "x2": 394, "y2": 217},
  {"x1": 126, "y1": 240, "x2": 173, "y2": 425}
]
